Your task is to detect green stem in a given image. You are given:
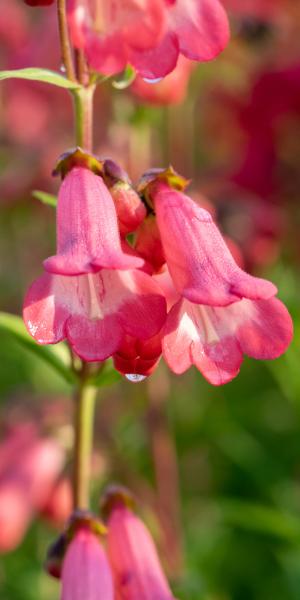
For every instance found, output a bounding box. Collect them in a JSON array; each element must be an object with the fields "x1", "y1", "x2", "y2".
[
  {"x1": 73, "y1": 379, "x2": 97, "y2": 509},
  {"x1": 73, "y1": 86, "x2": 95, "y2": 151}
]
